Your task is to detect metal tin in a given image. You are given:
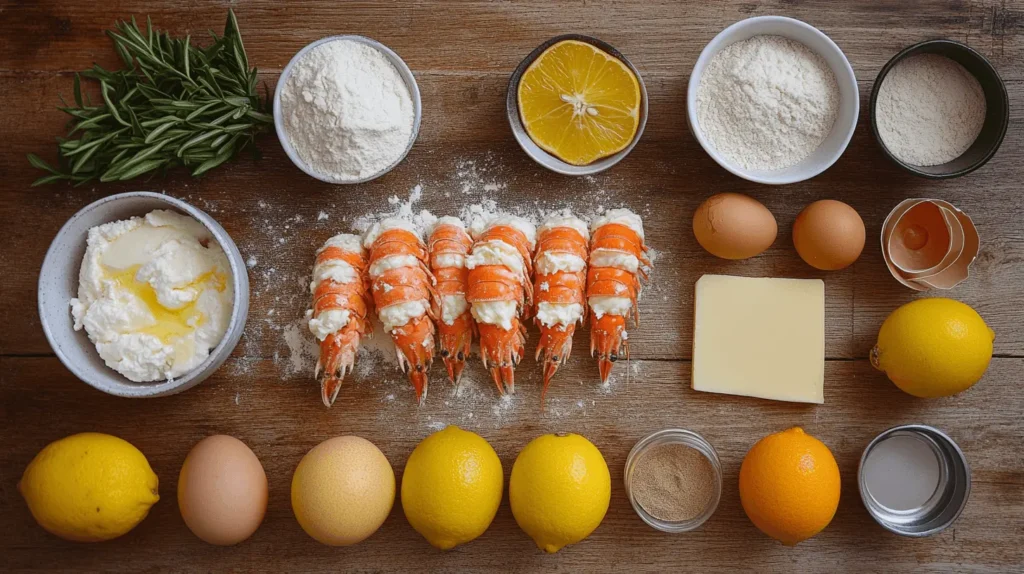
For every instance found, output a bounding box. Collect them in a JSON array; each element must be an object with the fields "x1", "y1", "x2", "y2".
[{"x1": 858, "y1": 424, "x2": 970, "y2": 537}]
